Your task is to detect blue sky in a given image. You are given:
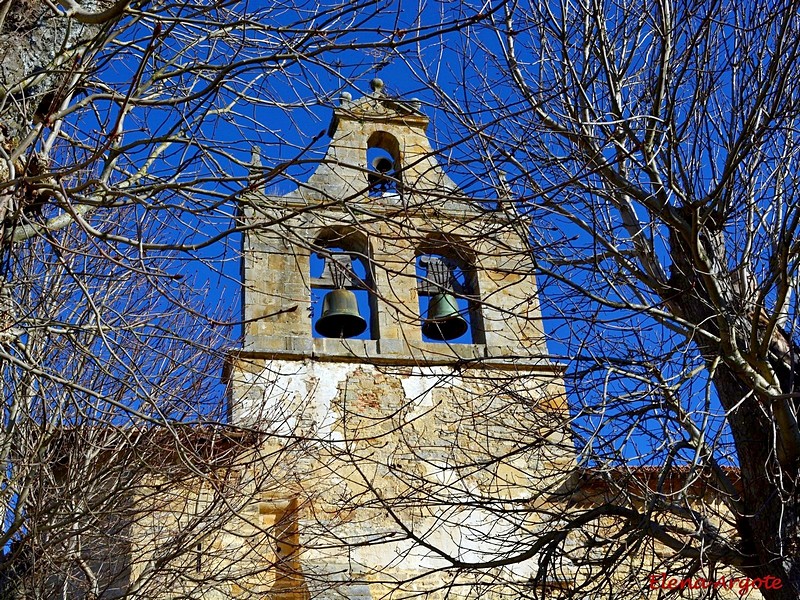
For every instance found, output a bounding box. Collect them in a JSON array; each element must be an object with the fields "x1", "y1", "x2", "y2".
[{"x1": 42, "y1": 0, "x2": 751, "y2": 468}]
